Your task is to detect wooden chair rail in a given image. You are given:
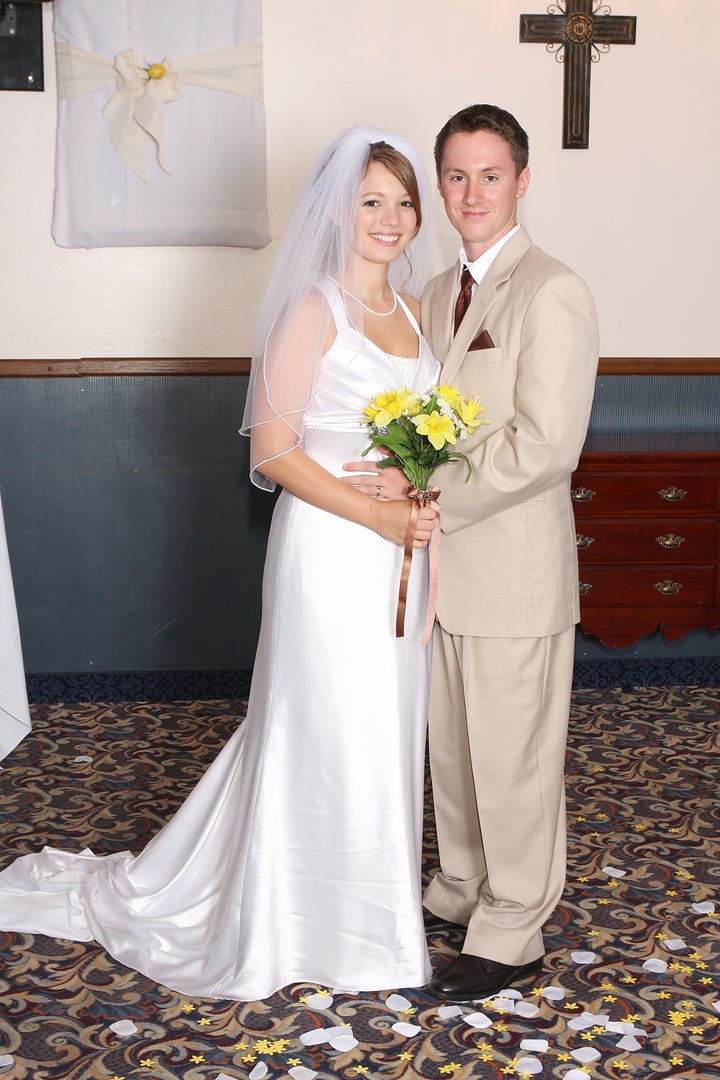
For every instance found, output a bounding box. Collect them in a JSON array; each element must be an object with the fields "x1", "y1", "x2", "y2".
[
  {"x1": 0, "y1": 358, "x2": 252, "y2": 377},
  {"x1": 1, "y1": 358, "x2": 719, "y2": 378}
]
